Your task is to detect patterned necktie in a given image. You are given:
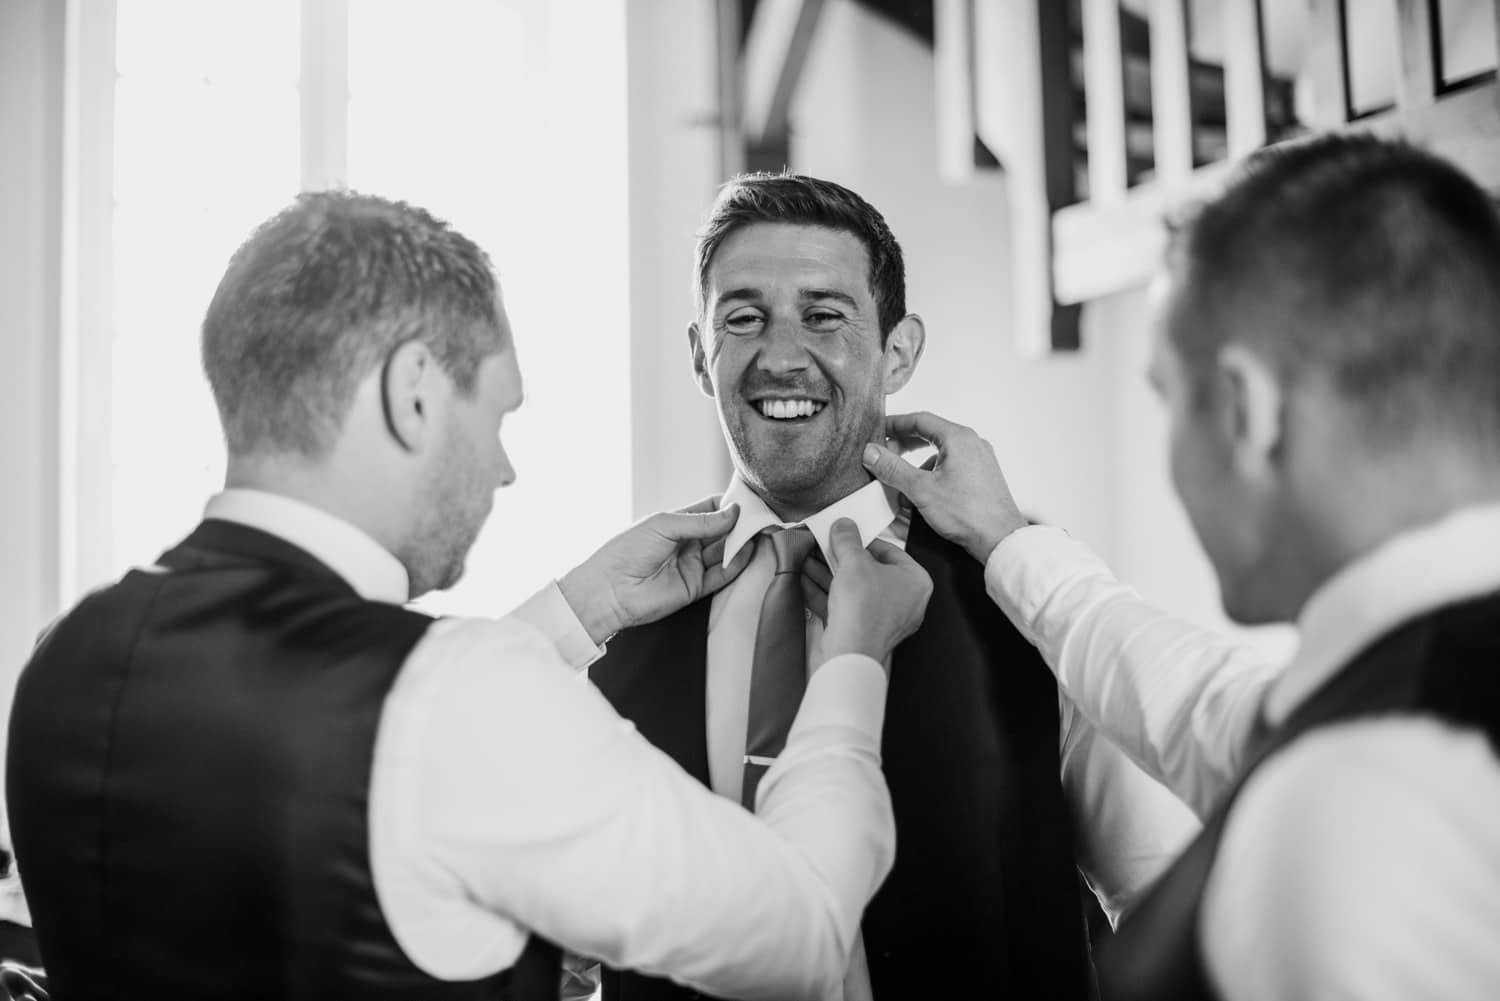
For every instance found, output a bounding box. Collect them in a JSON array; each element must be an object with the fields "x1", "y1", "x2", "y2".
[{"x1": 741, "y1": 525, "x2": 819, "y2": 808}]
